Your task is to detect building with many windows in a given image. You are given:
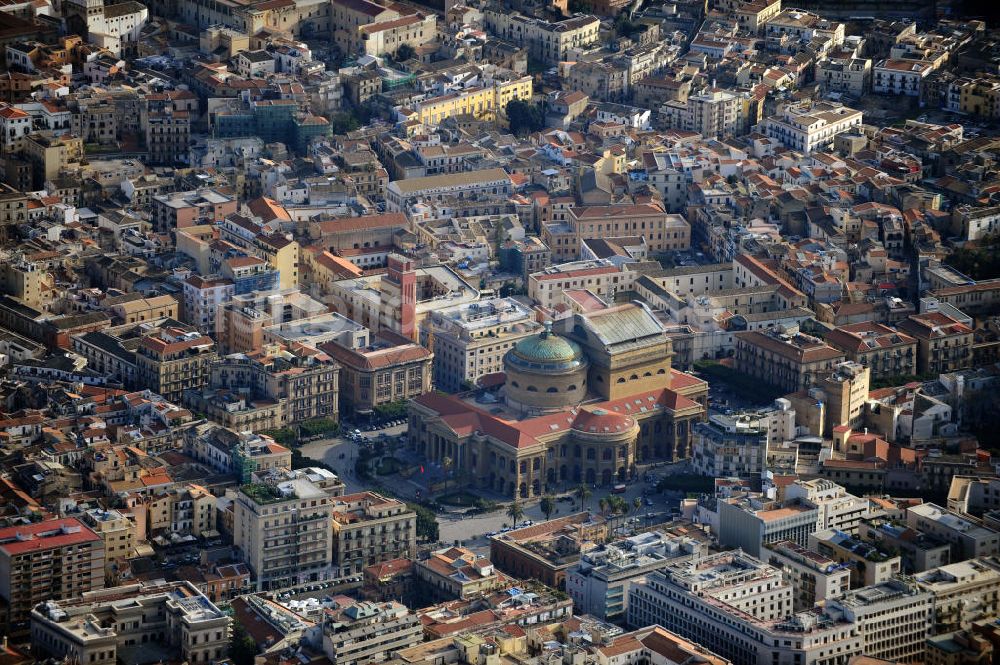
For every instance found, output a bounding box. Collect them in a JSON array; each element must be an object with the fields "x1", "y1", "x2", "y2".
[
  {"x1": 764, "y1": 540, "x2": 851, "y2": 611},
  {"x1": 0, "y1": 518, "x2": 105, "y2": 626},
  {"x1": 735, "y1": 326, "x2": 847, "y2": 394},
  {"x1": 31, "y1": 581, "x2": 229, "y2": 665},
  {"x1": 483, "y1": 11, "x2": 600, "y2": 65},
  {"x1": 233, "y1": 467, "x2": 345, "y2": 590},
  {"x1": 566, "y1": 530, "x2": 707, "y2": 621},
  {"x1": 422, "y1": 298, "x2": 543, "y2": 393},
  {"x1": 330, "y1": 492, "x2": 417, "y2": 576},
  {"x1": 759, "y1": 102, "x2": 863, "y2": 153}
]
